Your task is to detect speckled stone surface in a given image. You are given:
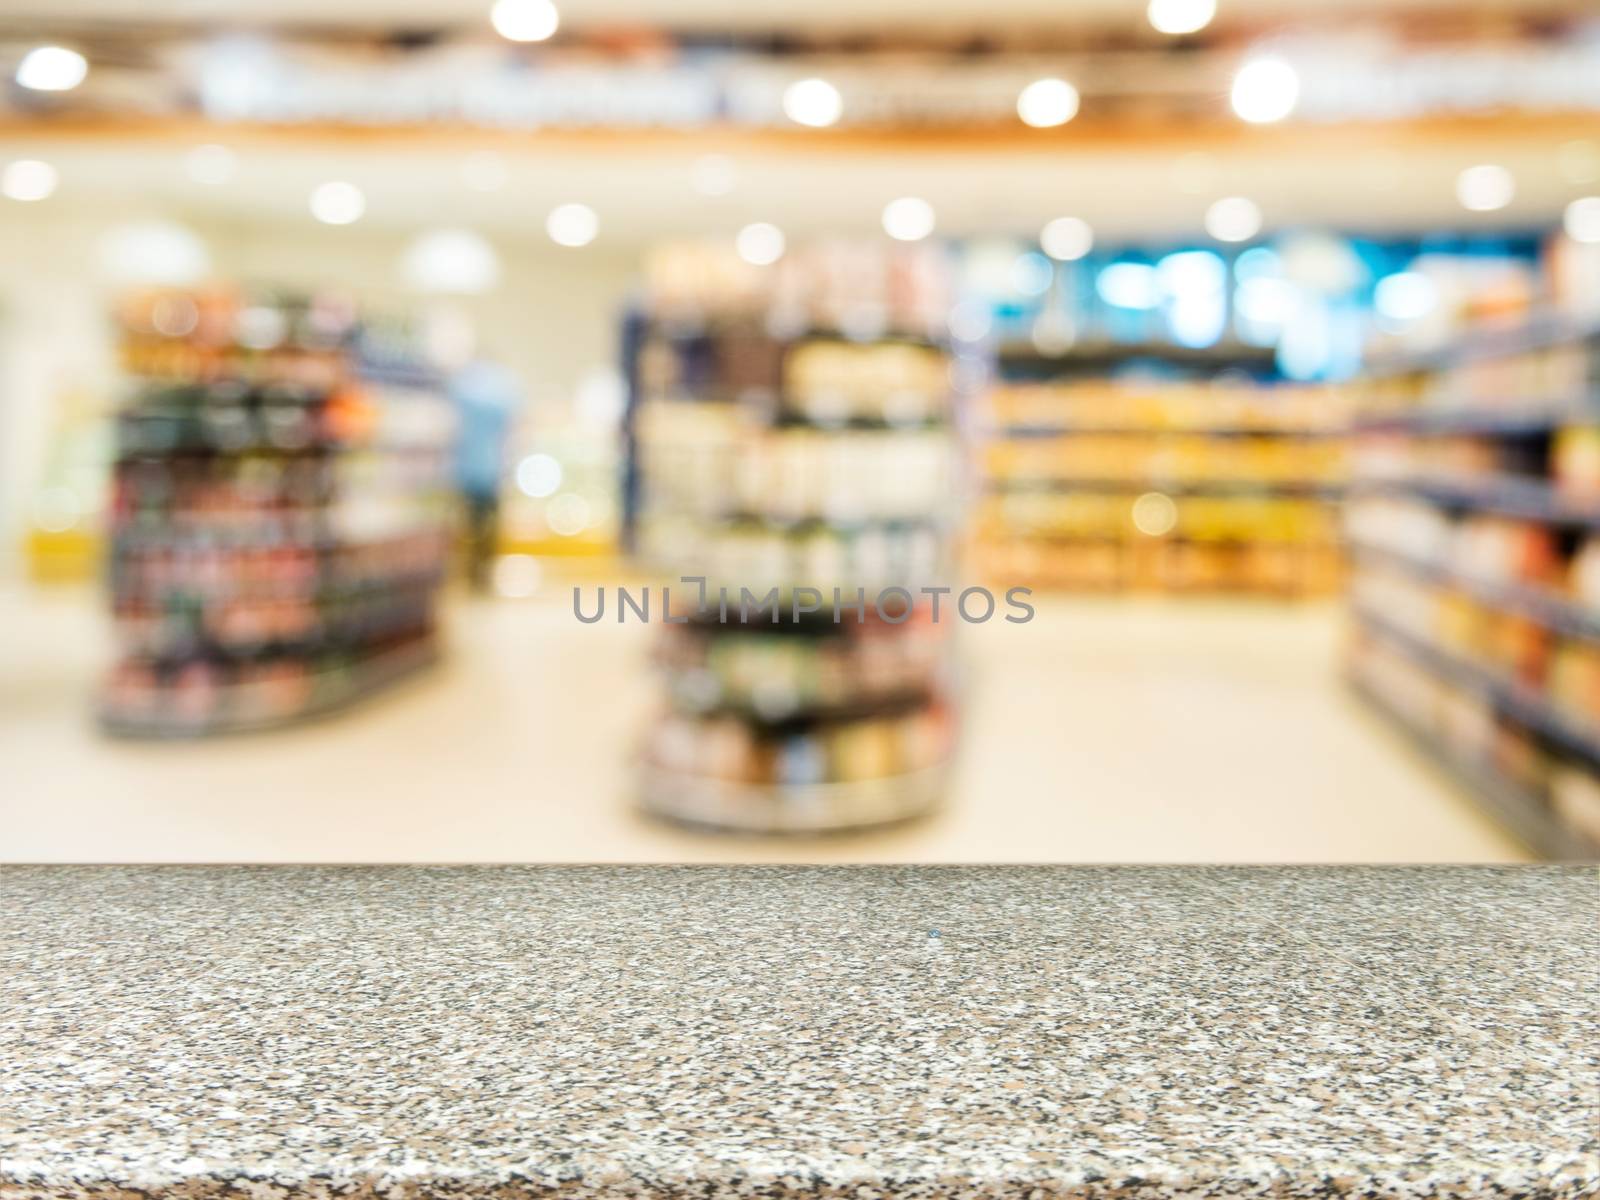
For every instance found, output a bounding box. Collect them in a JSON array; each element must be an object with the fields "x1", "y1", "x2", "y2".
[{"x1": 1, "y1": 866, "x2": 1595, "y2": 1200}]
